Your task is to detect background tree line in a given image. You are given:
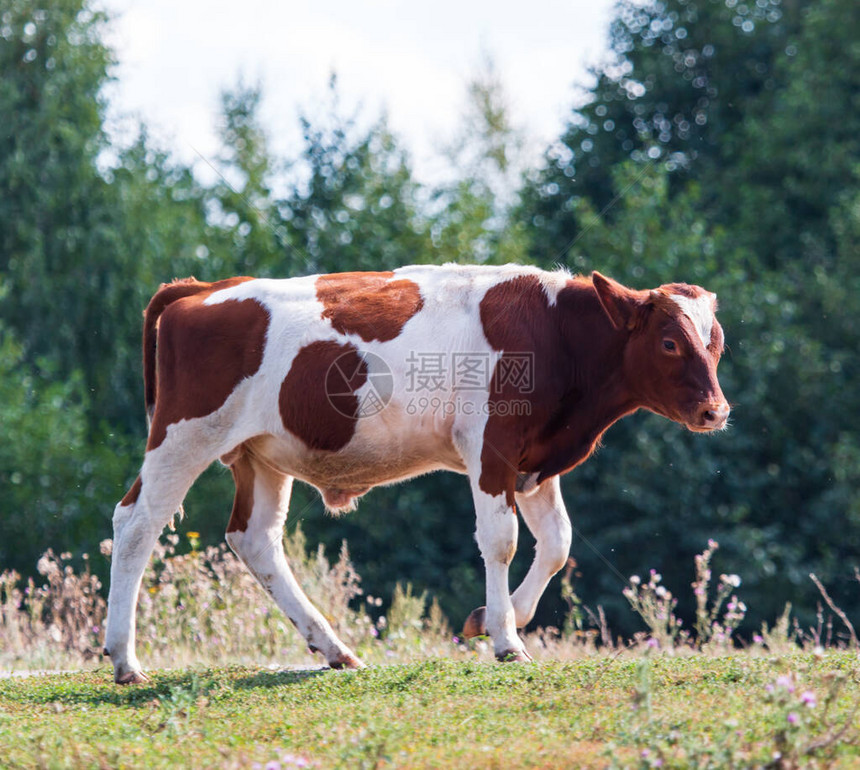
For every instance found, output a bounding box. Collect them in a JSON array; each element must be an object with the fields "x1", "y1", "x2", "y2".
[{"x1": 1, "y1": 0, "x2": 858, "y2": 638}]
